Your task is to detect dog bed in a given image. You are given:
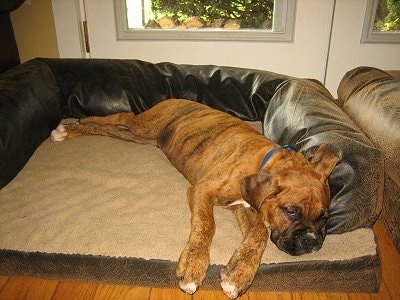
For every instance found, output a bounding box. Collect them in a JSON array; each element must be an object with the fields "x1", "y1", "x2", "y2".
[
  {"x1": 0, "y1": 58, "x2": 382, "y2": 292},
  {"x1": 0, "y1": 121, "x2": 379, "y2": 291}
]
